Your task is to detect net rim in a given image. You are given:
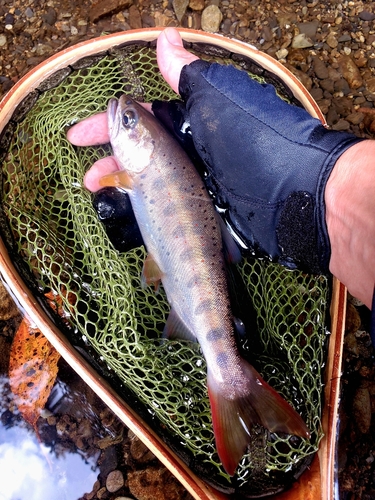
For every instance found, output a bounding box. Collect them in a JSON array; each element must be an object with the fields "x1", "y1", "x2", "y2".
[{"x1": 0, "y1": 28, "x2": 341, "y2": 500}]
